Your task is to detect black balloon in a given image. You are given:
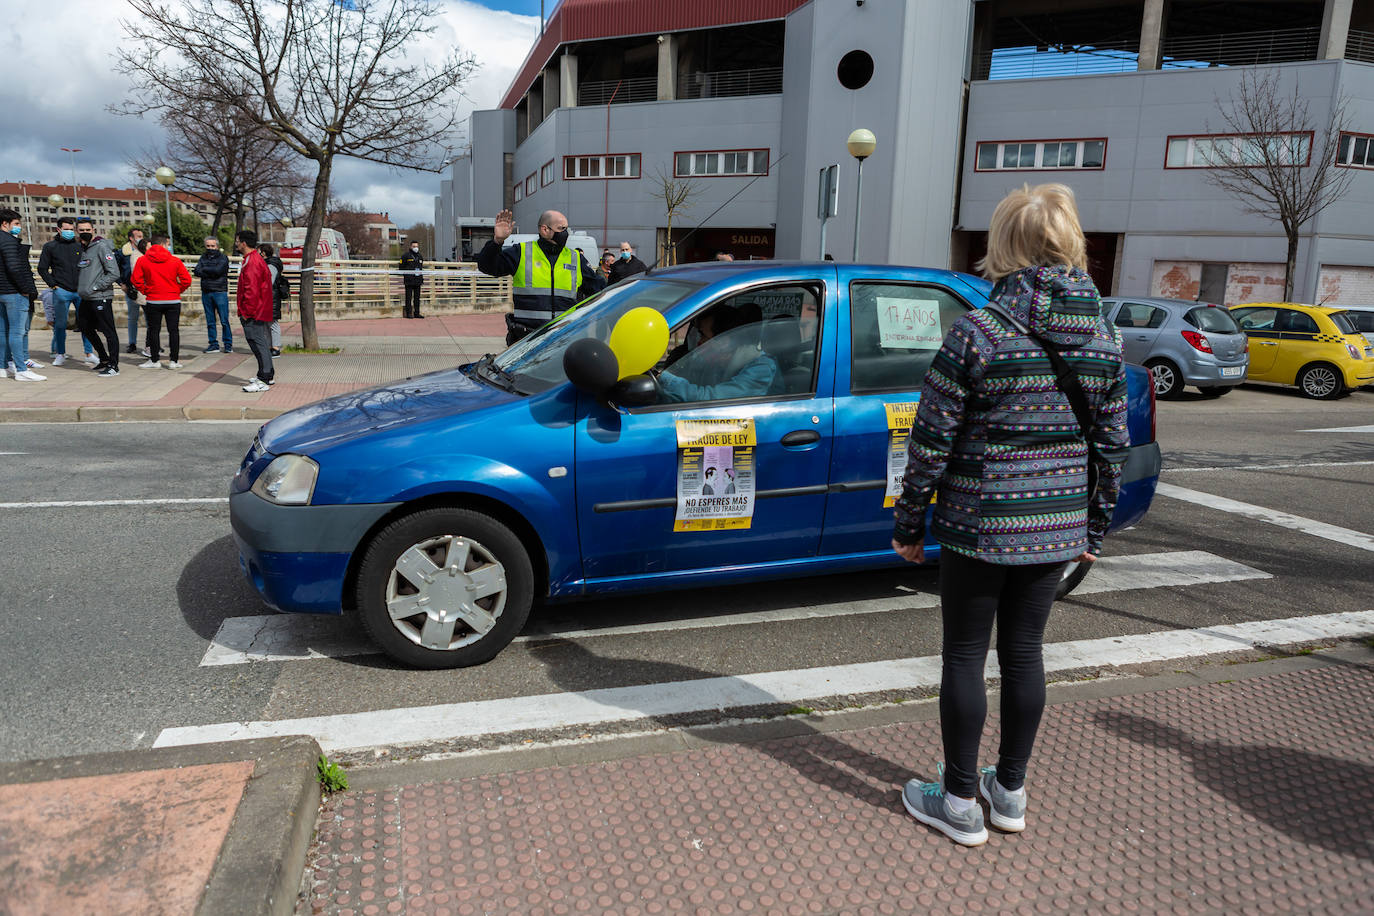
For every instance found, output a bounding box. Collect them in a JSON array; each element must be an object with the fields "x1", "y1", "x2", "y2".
[
  {"x1": 609, "y1": 374, "x2": 659, "y2": 406},
  {"x1": 563, "y1": 338, "x2": 620, "y2": 394}
]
